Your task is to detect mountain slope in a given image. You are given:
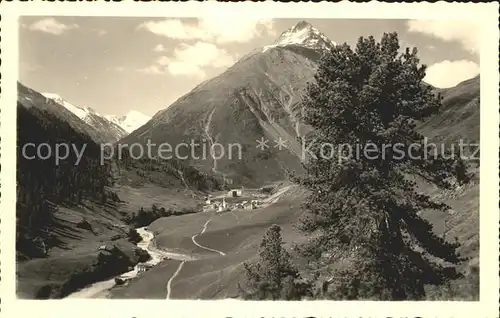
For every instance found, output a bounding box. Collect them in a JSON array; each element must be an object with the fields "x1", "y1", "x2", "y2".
[
  {"x1": 16, "y1": 95, "x2": 146, "y2": 299},
  {"x1": 418, "y1": 75, "x2": 480, "y2": 145},
  {"x1": 42, "y1": 93, "x2": 128, "y2": 143},
  {"x1": 17, "y1": 83, "x2": 115, "y2": 258},
  {"x1": 120, "y1": 22, "x2": 330, "y2": 187}
]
